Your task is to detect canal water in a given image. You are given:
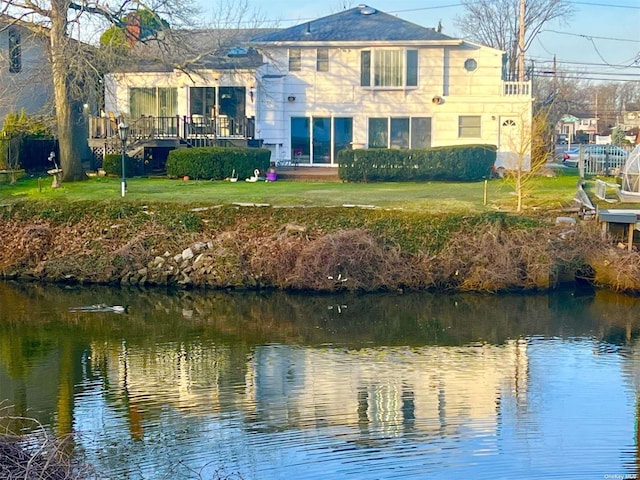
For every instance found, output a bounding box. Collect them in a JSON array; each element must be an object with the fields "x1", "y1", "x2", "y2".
[{"x1": 0, "y1": 280, "x2": 638, "y2": 479}]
